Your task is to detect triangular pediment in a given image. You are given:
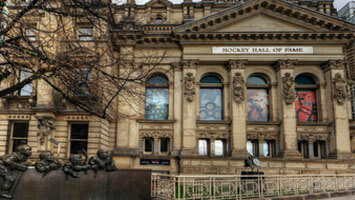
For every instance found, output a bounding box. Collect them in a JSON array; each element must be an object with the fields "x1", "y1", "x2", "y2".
[
  {"x1": 174, "y1": 0, "x2": 354, "y2": 33},
  {"x1": 145, "y1": 0, "x2": 172, "y2": 7},
  {"x1": 213, "y1": 13, "x2": 310, "y2": 32}
]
